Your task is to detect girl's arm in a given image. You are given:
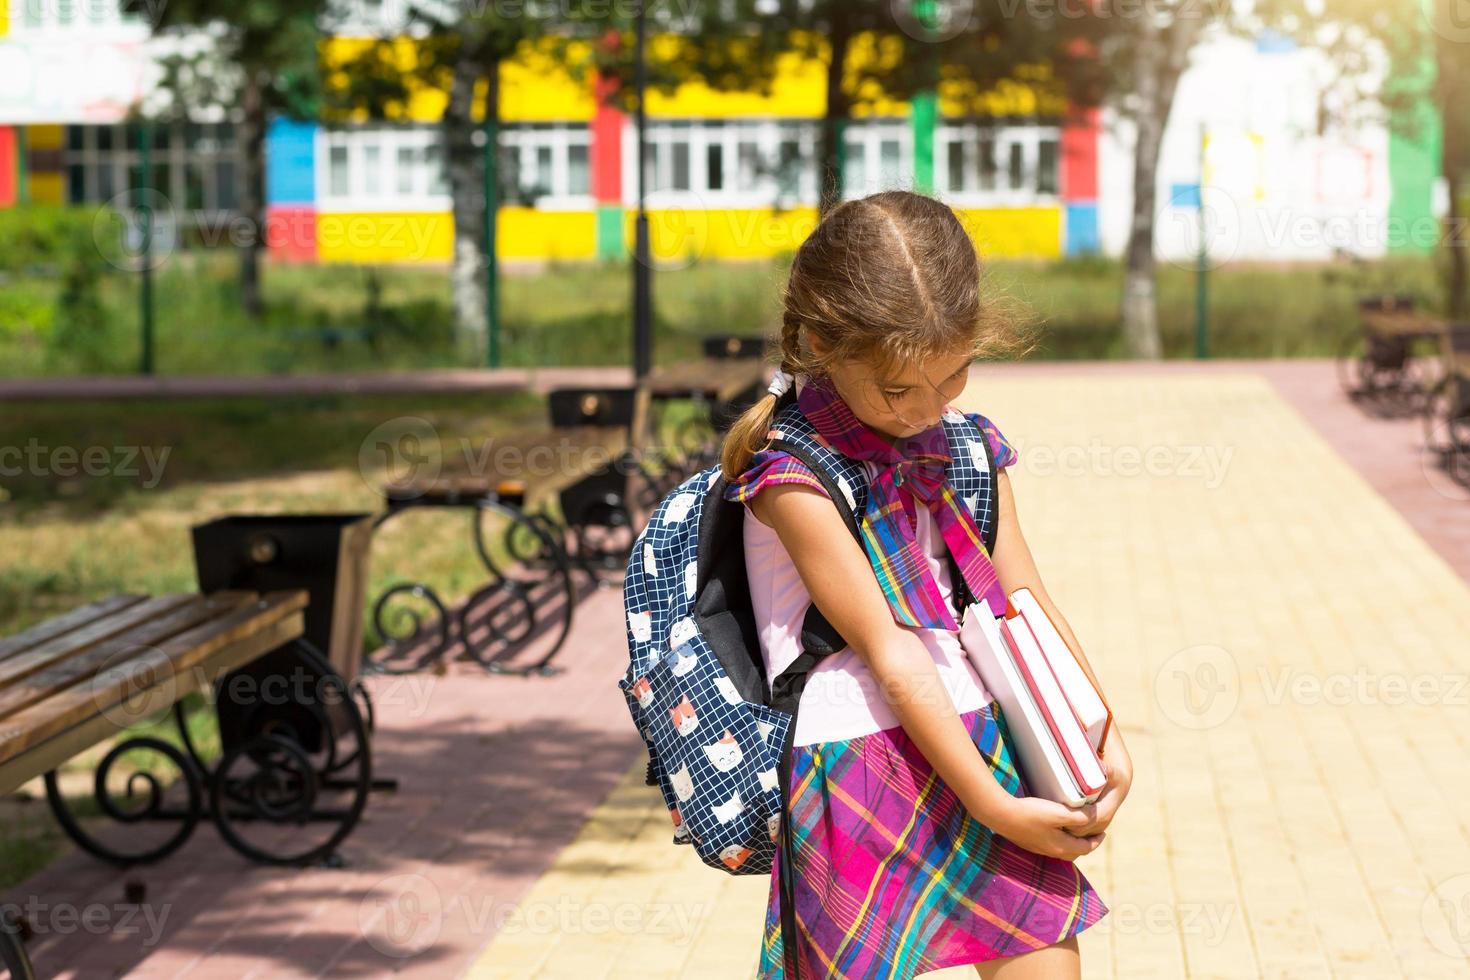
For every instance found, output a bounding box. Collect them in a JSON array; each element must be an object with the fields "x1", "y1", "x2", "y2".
[
  {"x1": 751, "y1": 482, "x2": 1105, "y2": 861},
  {"x1": 987, "y1": 469, "x2": 1134, "y2": 830}
]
